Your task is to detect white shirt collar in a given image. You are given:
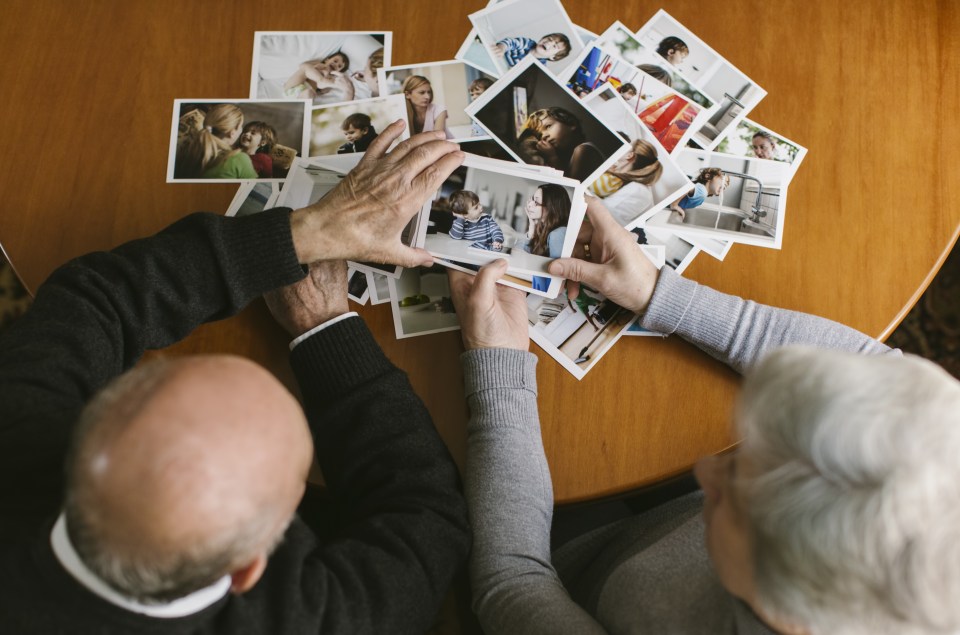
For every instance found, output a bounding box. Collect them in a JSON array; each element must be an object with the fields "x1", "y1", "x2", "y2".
[{"x1": 50, "y1": 513, "x2": 231, "y2": 619}]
